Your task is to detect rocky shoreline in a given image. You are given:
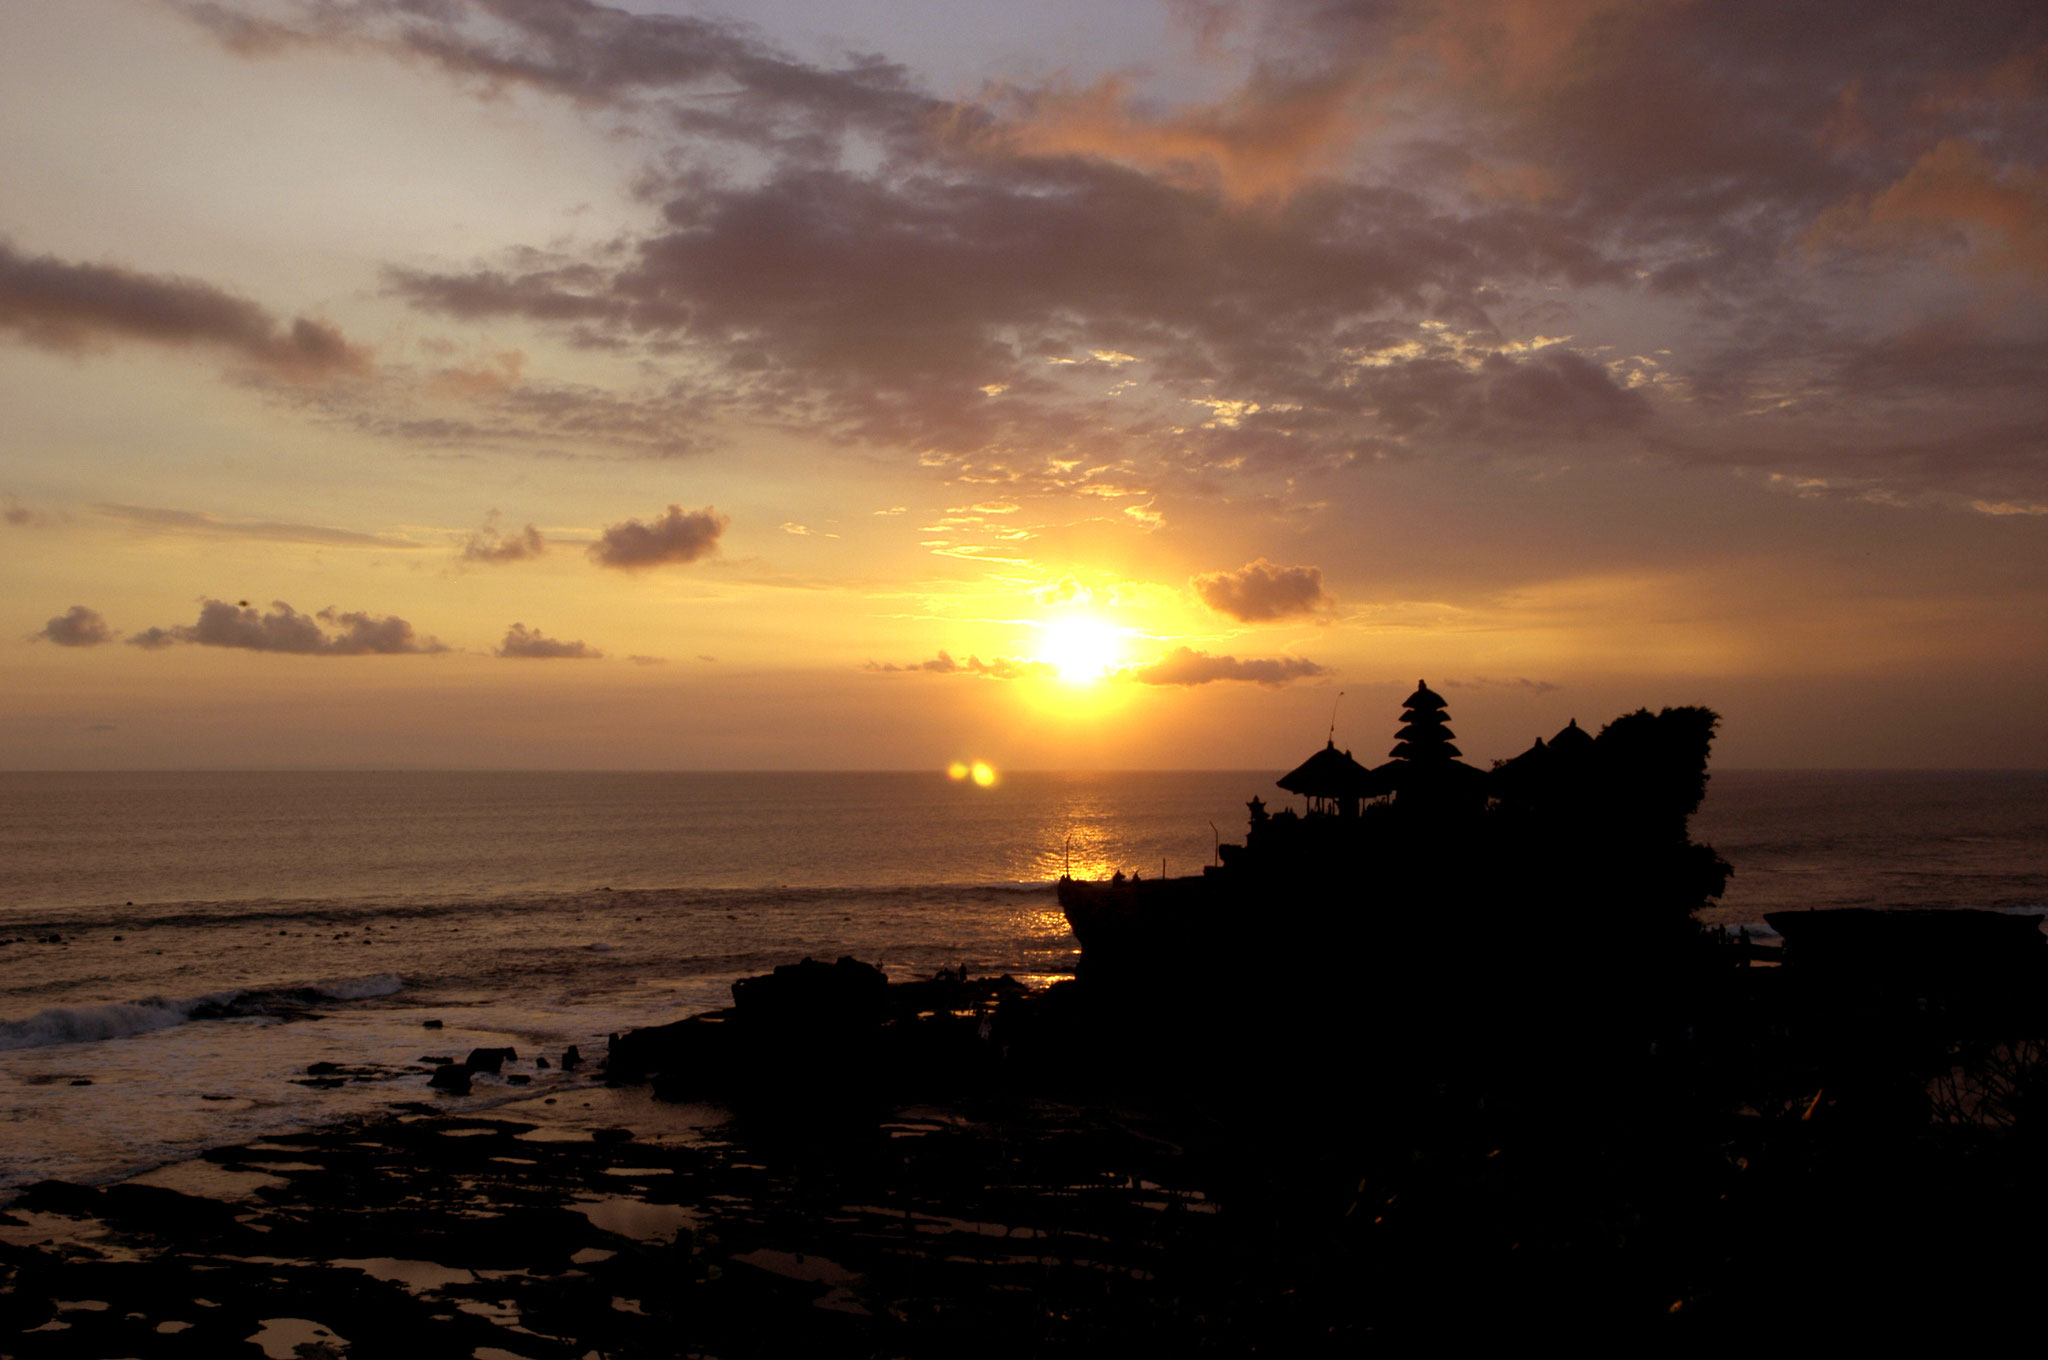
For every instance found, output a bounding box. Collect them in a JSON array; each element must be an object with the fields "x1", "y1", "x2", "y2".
[{"x1": 10, "y1": 937, "x2": 2048, "y2": 1352}]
